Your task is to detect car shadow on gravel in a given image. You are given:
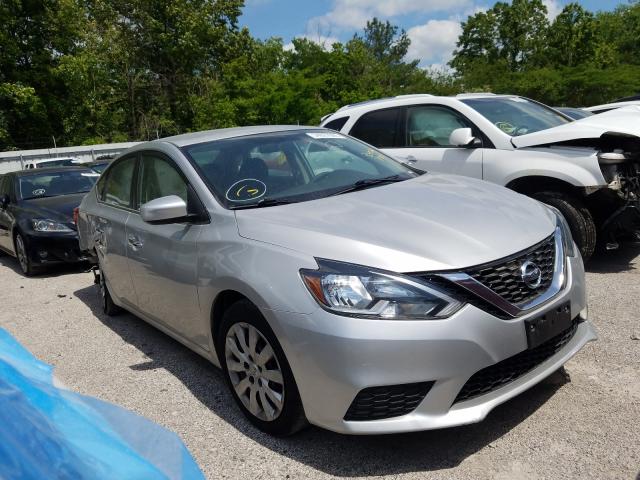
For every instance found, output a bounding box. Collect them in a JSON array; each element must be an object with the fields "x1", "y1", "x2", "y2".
[
  {"x1": 0, "y1": 255, "x2": 91, "y2": 278},
  {"x1": 586, "y1": 244, "x2": 640, "y2": 274},
  {"x1": 74, "y1": 282, "x2": 566, "y2": 477}
]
